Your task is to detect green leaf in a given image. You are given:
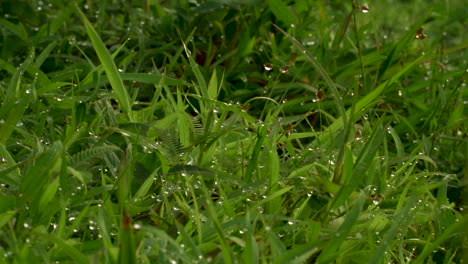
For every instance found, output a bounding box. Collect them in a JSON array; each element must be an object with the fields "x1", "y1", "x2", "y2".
[
  {"x1": 0, "y1": 19, "x2": 28, "y2": 41},
  {"x1": 273, "y1": 240, "x2": 321, "y2": 264},
  {"x1": 0, "y1": 210, "x2": 16, "y2": 230},
  {"x1": 133, "y1": 169, "x2": 158, "y2": 200},
  {"x1": 207, "y1": 70, "x2": 218, "y2": 101}
]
